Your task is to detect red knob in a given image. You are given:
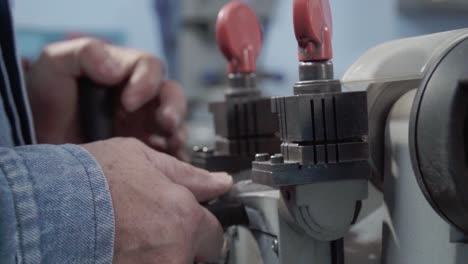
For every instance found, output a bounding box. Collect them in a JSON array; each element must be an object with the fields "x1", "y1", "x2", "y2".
[
  {"x1": 216, "y1": 1, "x2": 262, "y2": 74},
  {"x1": 293, "y1": 0, "x2": 333, "y2": 61}
]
